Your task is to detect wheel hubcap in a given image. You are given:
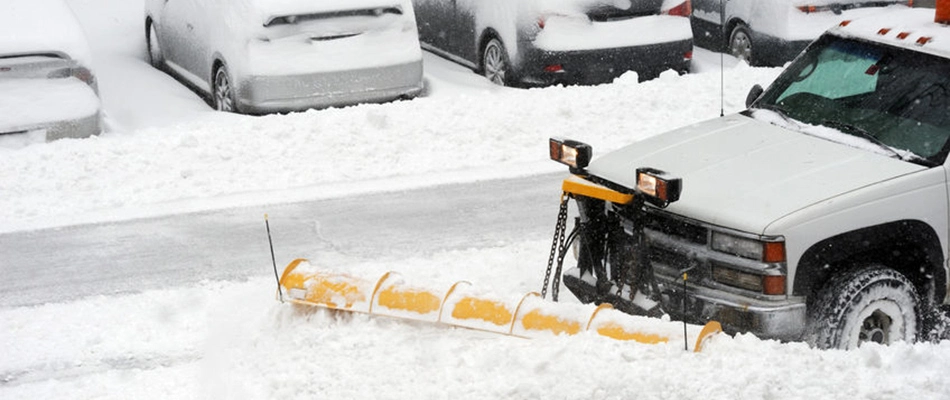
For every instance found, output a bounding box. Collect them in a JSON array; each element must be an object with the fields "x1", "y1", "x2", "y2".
[
  {"x1": 731, "y1": 31, "x2": 752, "y2": 62},
  {"x1": 214, "y1": 69, "x2": 233, "y2": 112},
  {"x1": 484, "y1": 43, "x2": 506, "y2": 85},
  {"x1": 858, "y1": 309, "x2": 892, "y2": 345}
]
